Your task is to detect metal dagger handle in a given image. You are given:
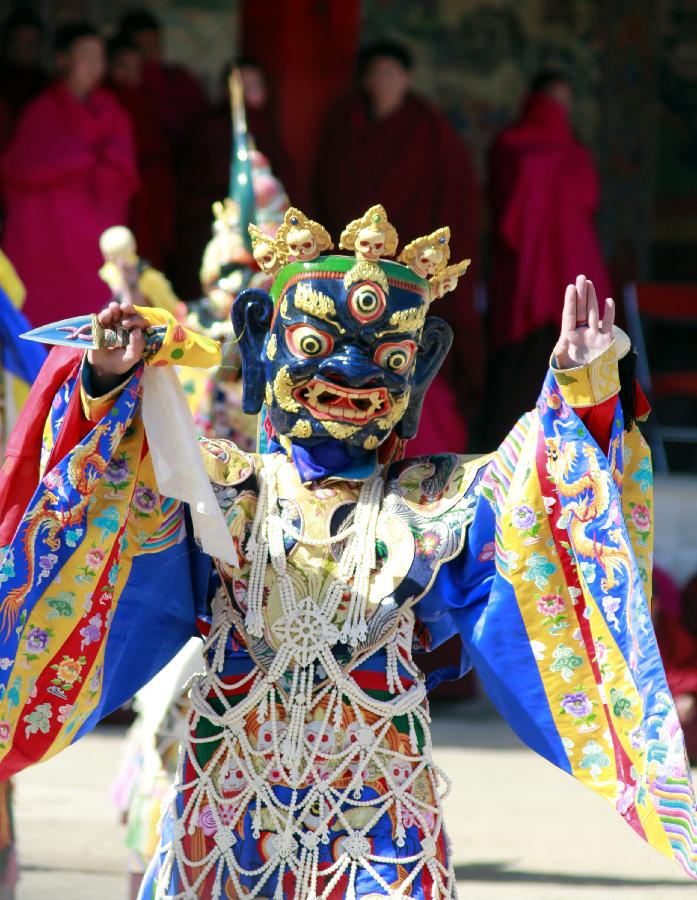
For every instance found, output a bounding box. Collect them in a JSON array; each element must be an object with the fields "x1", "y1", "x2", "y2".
[
  {"x1": 90, "y1": 314, "x2": 166, "y2": 359},
  {"x1": 91, "y1": 314, "x2": 130, "y2": 350}
]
